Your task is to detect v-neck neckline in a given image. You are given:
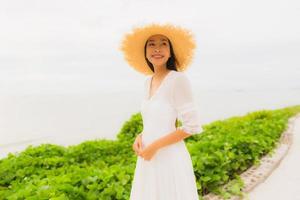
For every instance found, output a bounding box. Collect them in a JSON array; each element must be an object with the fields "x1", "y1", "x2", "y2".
[{"x1": 147, "y1": 70, "x2": 173, "y2": 101}]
